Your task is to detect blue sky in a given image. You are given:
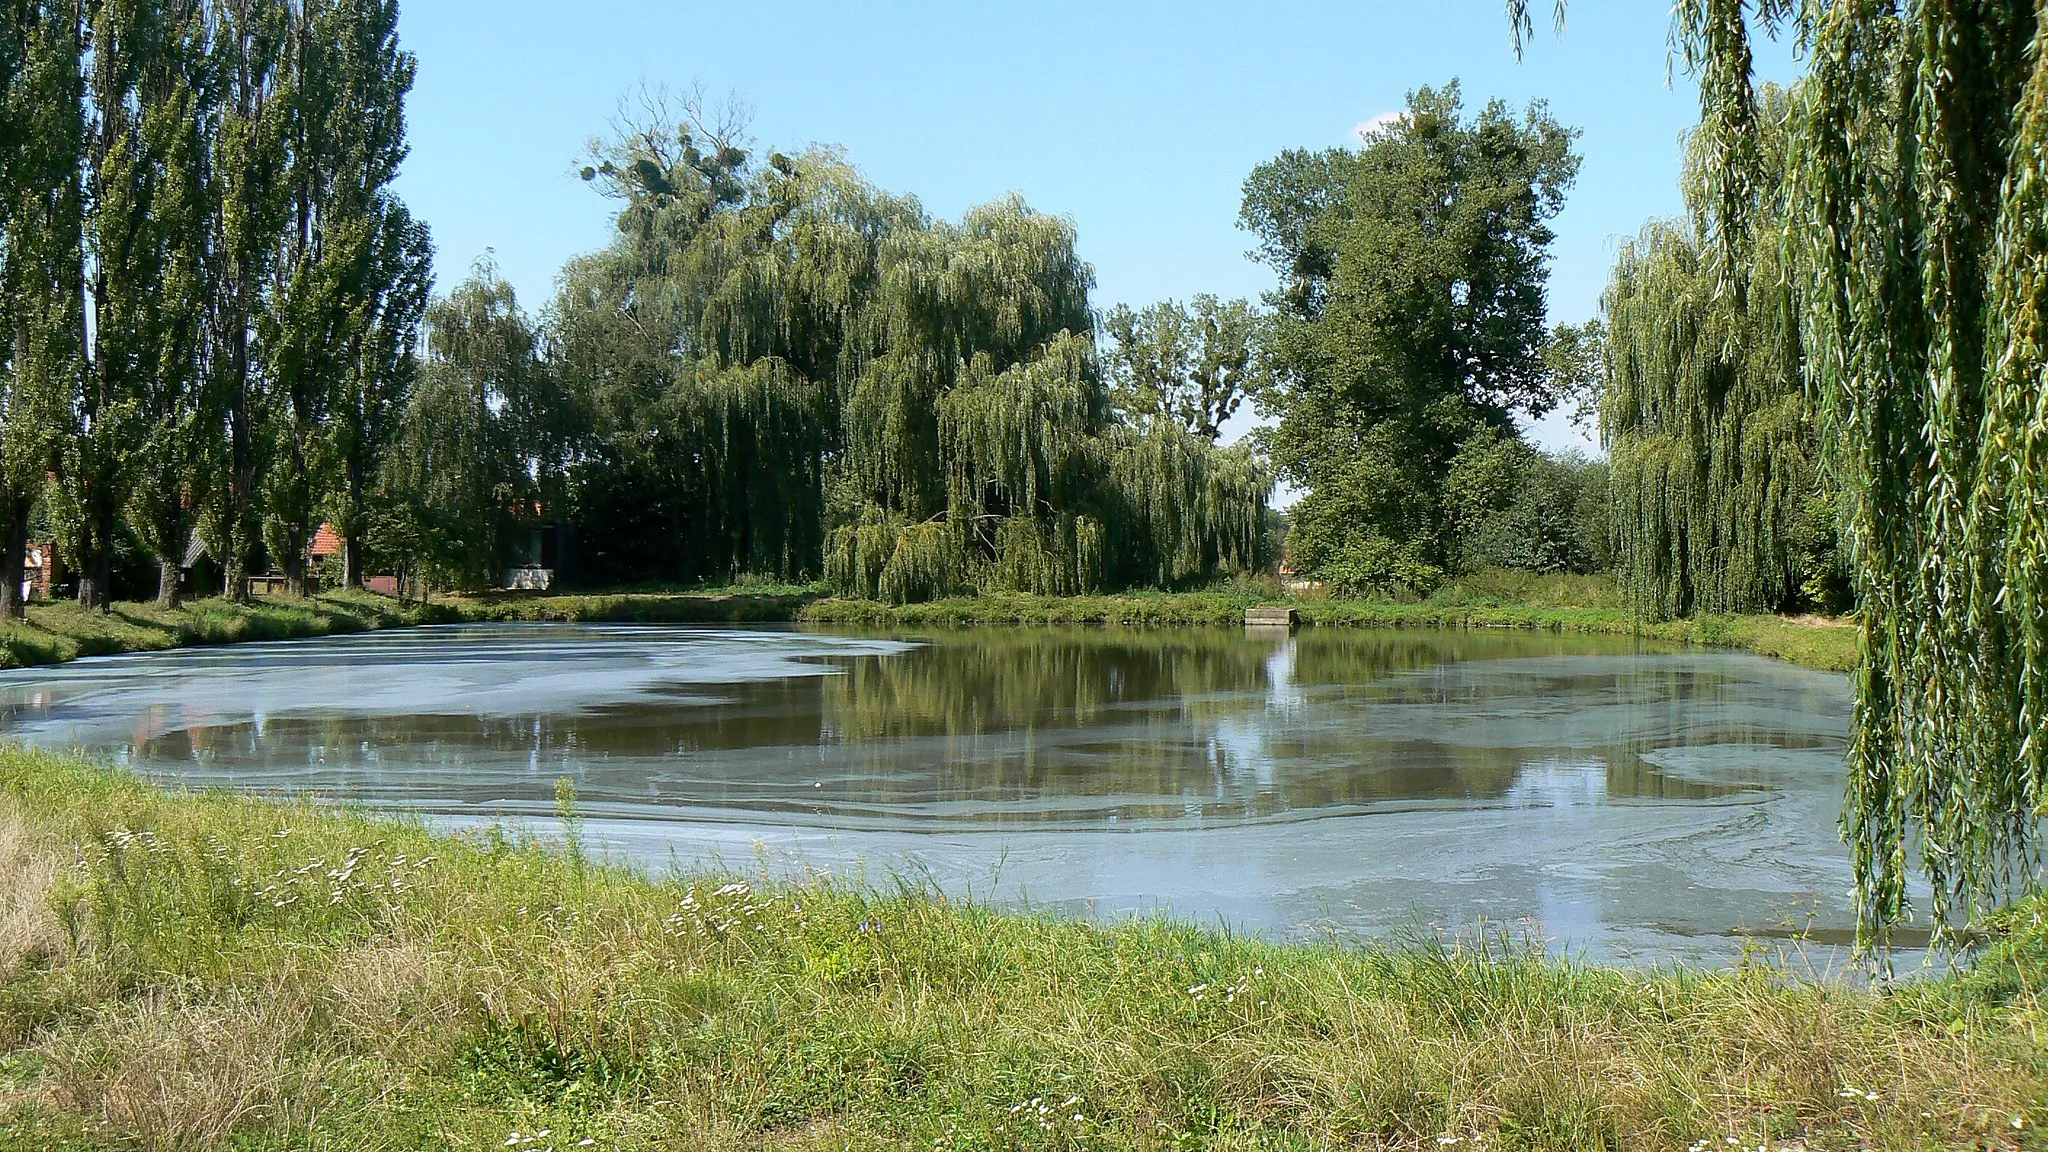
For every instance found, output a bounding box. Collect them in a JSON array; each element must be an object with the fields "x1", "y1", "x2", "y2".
[{"x1": 391, "y1": 1, "x2": 1799, "y2": 453}]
